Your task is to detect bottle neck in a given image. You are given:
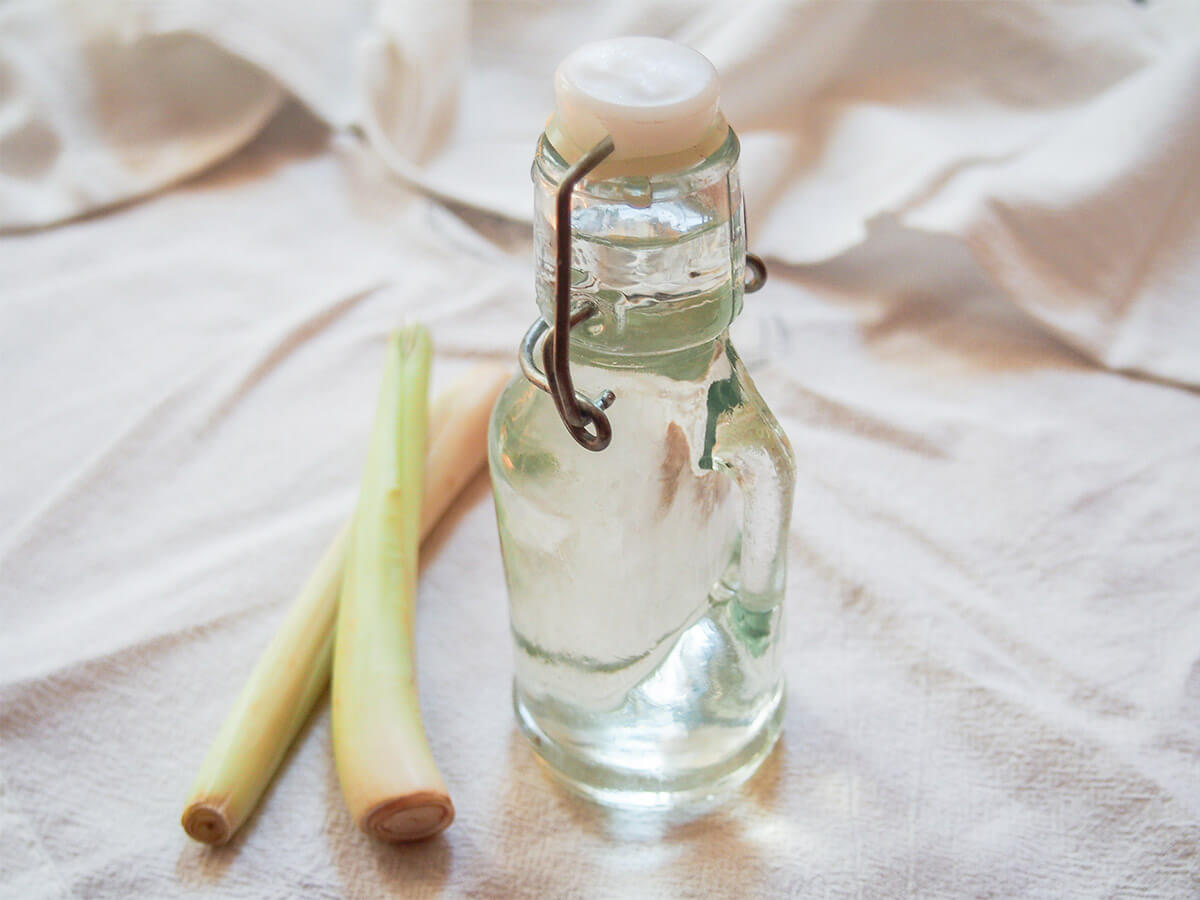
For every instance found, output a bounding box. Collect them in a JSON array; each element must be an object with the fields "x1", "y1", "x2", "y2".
[
  {"x1": 565, "y1": 290, "x2": 737, "y2": 370},
  {"x1": 533, "y1": 129, "x2": 746, "y2": 371}
]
